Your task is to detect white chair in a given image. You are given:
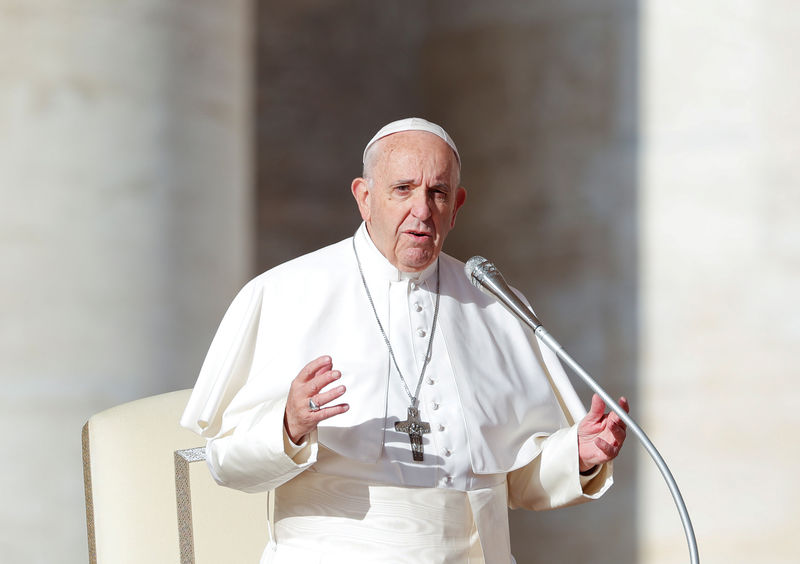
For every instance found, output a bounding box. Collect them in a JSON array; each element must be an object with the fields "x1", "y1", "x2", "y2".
[{"x1": 82, "y1": 389, "x2": 268, "y2": 563}]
